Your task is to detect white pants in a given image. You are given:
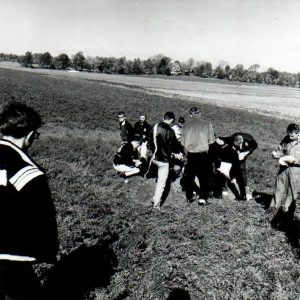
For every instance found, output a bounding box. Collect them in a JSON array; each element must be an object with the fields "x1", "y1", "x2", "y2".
[
  {"x1": 152, "y1": 160, "x2": 169, "y2": 207},
  {"x1": 113, "y1": 164, "x2": 140, "y2": 177},
  {"x1": 138, "y1": 142, "x2": 148, "y2": 159}
]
